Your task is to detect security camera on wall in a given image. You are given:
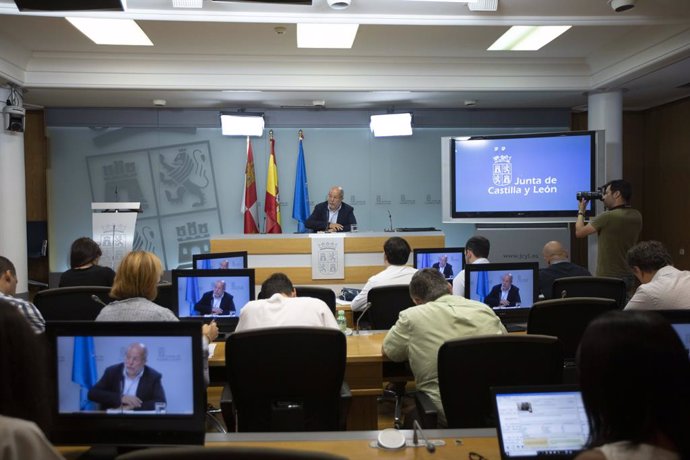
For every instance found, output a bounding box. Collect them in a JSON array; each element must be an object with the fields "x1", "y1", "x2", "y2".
[
  {"x1": 3, "y1": 105, "x2": 25, "y2": 132},
  {"x1": 609, "y1": 0, "x2": 636, "y2": 12}
]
